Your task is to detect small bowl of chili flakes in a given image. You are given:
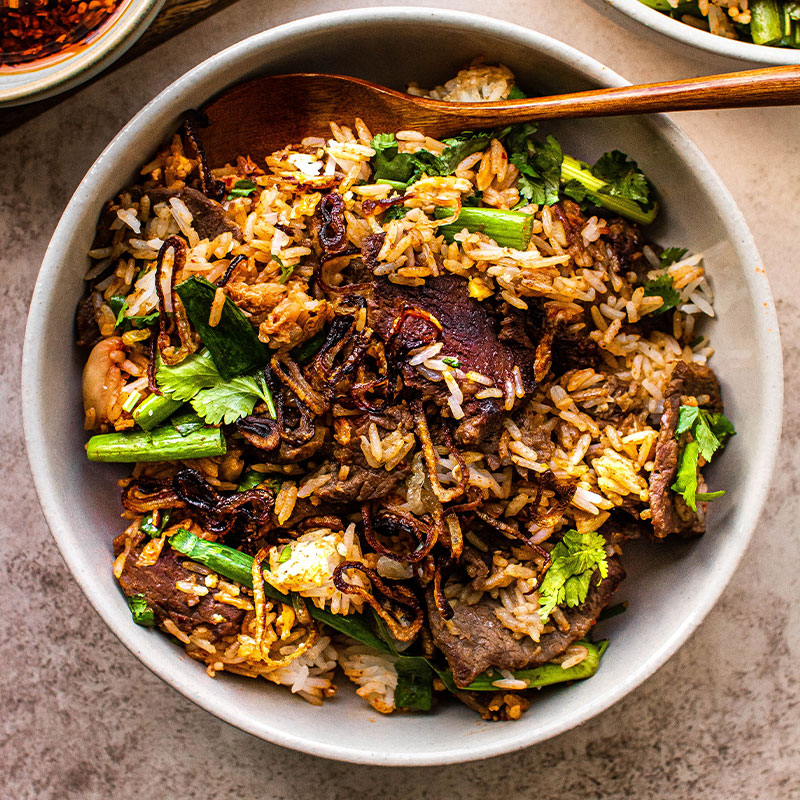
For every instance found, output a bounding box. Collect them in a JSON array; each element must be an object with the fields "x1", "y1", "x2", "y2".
[{"x1": 0, "y1": 0, "x2": 165, "y2": 106}]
